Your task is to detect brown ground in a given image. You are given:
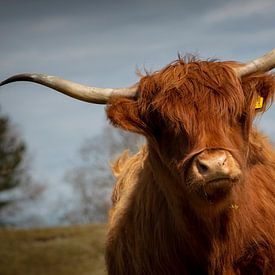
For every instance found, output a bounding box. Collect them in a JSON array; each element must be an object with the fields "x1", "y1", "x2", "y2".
[{"x1": 0, "y1": 224, "x2": 107, "y2": 275}]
